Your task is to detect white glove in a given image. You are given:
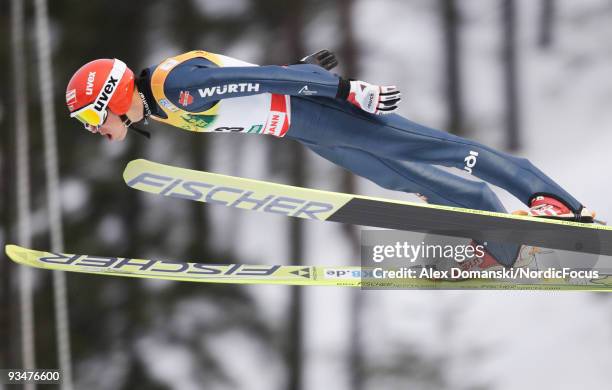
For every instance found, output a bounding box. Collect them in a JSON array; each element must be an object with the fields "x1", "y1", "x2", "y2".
[{"x1": 347, "y1": 80, "x2": 401, "y2": 115}]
